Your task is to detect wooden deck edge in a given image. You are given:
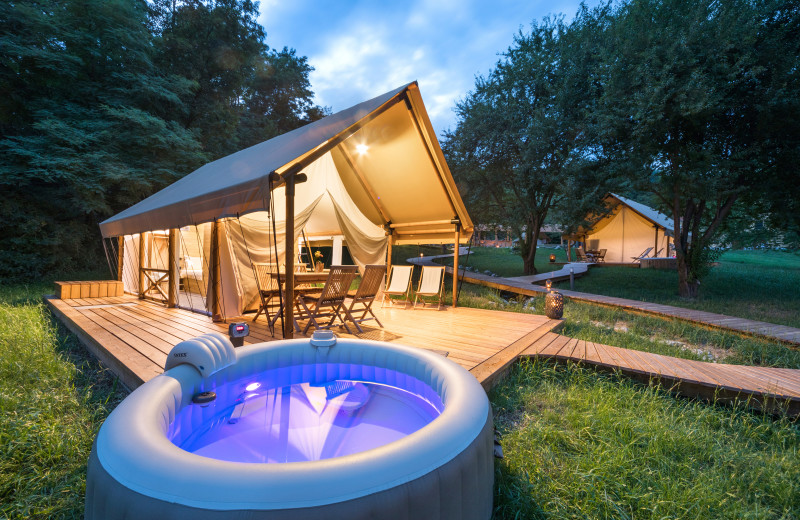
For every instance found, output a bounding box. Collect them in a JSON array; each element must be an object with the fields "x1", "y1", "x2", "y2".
[
  {"x1": 44, "y1": 296, "x2": 146, "y2": 391},
  {"x1": 451, "y1": 268, "x2": 800, "y2": 347},
  {"x1": 471, "y1": 319, "x2": 564, "y2": 391},
  {"x1": 521, "y1": 333, "x2": 800, "y2": 416}
]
